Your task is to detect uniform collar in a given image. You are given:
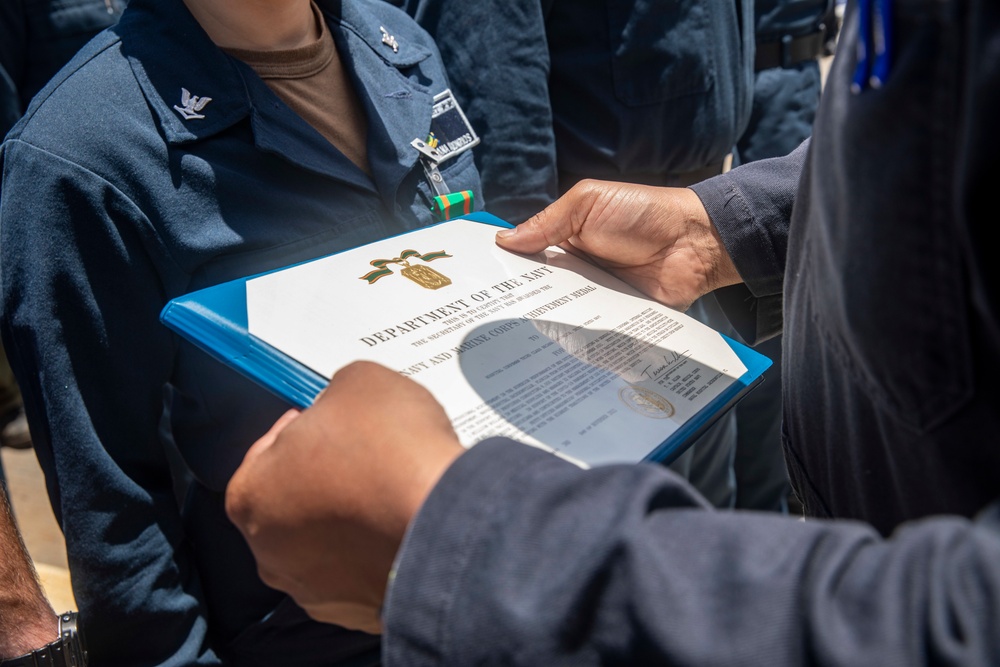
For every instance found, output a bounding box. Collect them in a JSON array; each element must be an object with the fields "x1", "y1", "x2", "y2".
[
  {"x1": 330, "y1": 0, "x2": 432, "y2": 69},
  {"x1": 115, "y1": 0, "x2": 438, "y2": 206},
  {"x1": 115, "y1": 0, "x2": 434, "y2": 146},
  {"x1": 115, "y1": 0, "x2": 252, "y2": 144}
]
